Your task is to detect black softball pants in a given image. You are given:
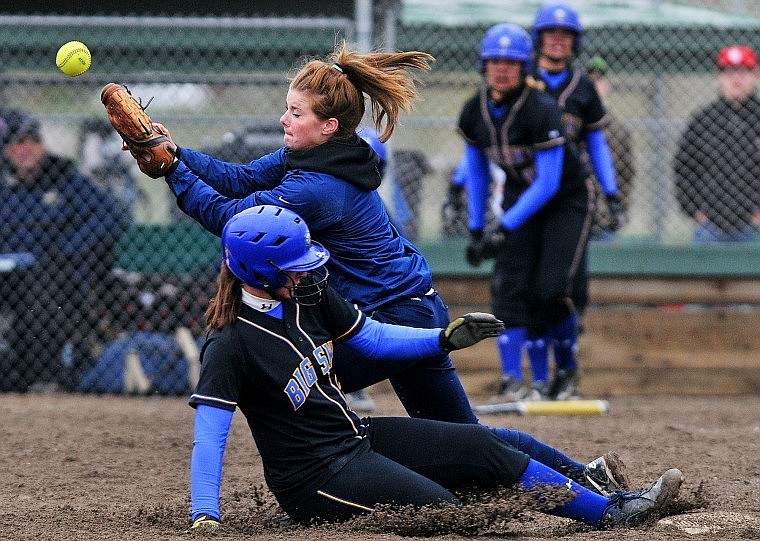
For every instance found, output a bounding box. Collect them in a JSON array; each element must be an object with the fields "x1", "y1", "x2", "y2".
[
  {"x1": 490, "y1": 194, "x2": 591, "y2": 331},
  {"x1": 287, "y1": 416, "x2": 530, "y2": 524}
]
